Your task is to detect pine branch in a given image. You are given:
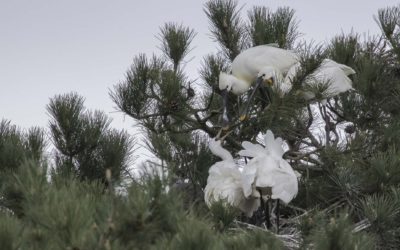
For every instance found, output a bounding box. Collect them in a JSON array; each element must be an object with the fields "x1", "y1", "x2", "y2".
[
  {"x1": 247, "y1": 6, "x2": 299, "y2": 48},
  {"x1": 204, "y1": 0, "x2": 246, "y2": 60},
  {"x1": 158, "y1": 23, "x2": 196, "y2": 71}
]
